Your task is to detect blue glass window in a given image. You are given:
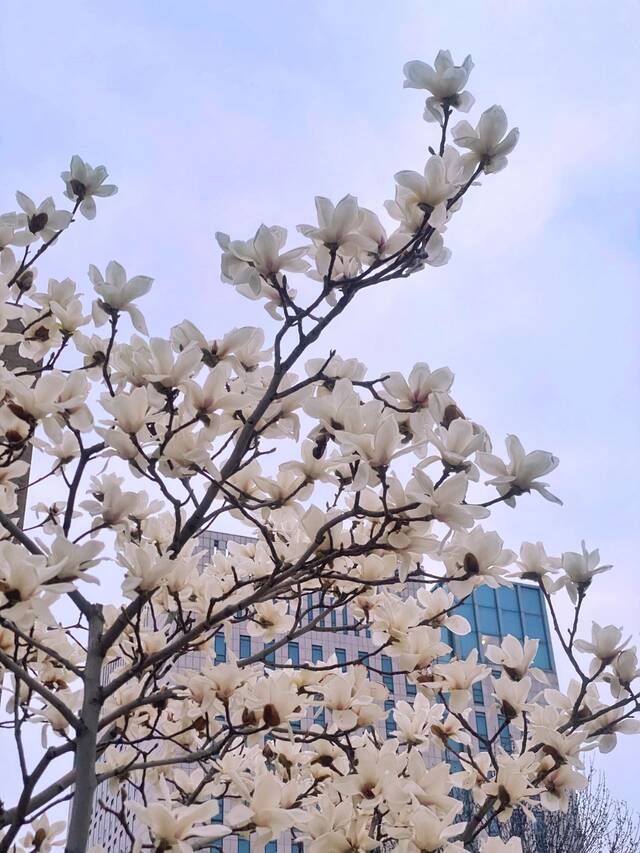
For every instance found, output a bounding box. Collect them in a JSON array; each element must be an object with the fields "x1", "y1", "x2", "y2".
[
  {"x1": 475, "y1": 586, "x2": 496, "y2": 607},
  {"x1": 214, "y1": 633, "x2": 226, "y2": 664},
  {"x1": 384, "y1": 699, "x2": 395, "y2": 738},
  {"x1": 405, "y1": 677, "x2": 417, "y2": 697},
  {"x1": 330, "y1": 608, "x2": 337, "y2": 628},
  {"x1": 288, "y1": 642, "x2": 300, "y2": 666},
  {"x1": 520, "y1": 586, "x2": 542, "y2": 614},
  {"x1": 446, "y1": 740, "x2": 463, "y2": 772},
  {"x1": 497, "y1": 714, "x2": 513, "y2": 753},
  {"x1": 238, "y1": 840, "x2": 251, "y2": 853},
  {"x1": 524, "y1": 613, "x2": 546, "y2": 640},
  {"x1": 475, "y1": 711, "x2": 488, "y2": 751},
  {"x1": 534, "y1": 641, "x2": 552, "y2": 670},
  {"x1": 292, "y1": 843, "x2": 304, "y2": 853},
  {"x1": 266, "y1": 842, "x2": 278, "y2": 853},
  {"x1": 497, "y1": 586, "x2": 519, "y2": 611},
  {"x1": 311, "y1": 644, "x2": 323, "y2": 664},
  {"x1": 478, "y1": 606, "x2": 500, "y2": 635},
  {"x1": 457, "y1": 632, "x2": 478, "y2": 658},
  {"x1": 239, "y1": 635, "x2": 251, "y2": 659},
  {"x1": 213, "y1": 797, "x2": 224, "y2": 822},
  {"x1": 457, "y1": 602, "x2": 476, "y2": 629},
  {"x1": 342, "y1": 606, "x2": 349, "y2": 633},
  {"x1": 335, "y1": 648, "x2": 347, "y2": 671},
  {"x1": 381, "y1": 655, "x2": 394, "y2": 693},
  {"x1": 264, "y1": 642, "x2": 275, "y2": 667},
  {"x1": 314, "y1": 705, "x2": 326, "y2": 726},
  {"x1": 307, "y1": 593, "x2": 314, "y2": 623},
  {"x1": 365, "y1": 627, "x2": 371, "y2": 639},
  {"x1": 500, "y1": 609, "x2": 523, "y2": 638},
  {"x1": 472, "y1": 682, "x2": 484, "y2": 704},
  {"x1": 358, "y1": 650, "x2": 368, "y2": 663}
]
